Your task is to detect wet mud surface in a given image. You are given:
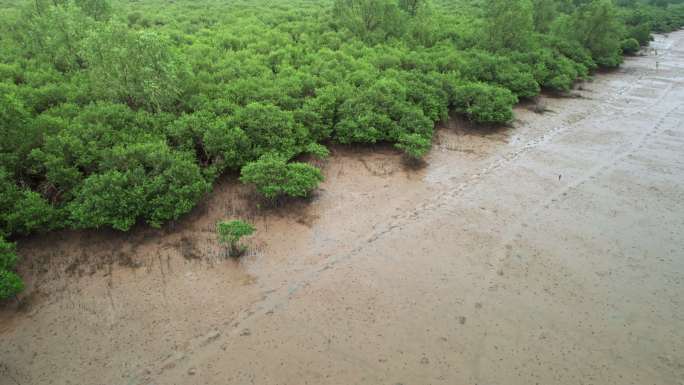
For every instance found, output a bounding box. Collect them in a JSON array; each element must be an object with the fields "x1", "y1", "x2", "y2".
[{"x1": 1, "y1": 31, "x2": 684, "y2": 385}]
